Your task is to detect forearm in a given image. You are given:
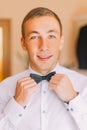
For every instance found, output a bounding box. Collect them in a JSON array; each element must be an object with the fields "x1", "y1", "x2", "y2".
[
  {"x1": 0, "y1": 114, "x2": 16, "y2": 130},
  {"x1": 0, "y1": 98, "x2": 26, "y2": 130},
  {"x1": 65, "y1": 94, "x2": 87, "y2": 130}
]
